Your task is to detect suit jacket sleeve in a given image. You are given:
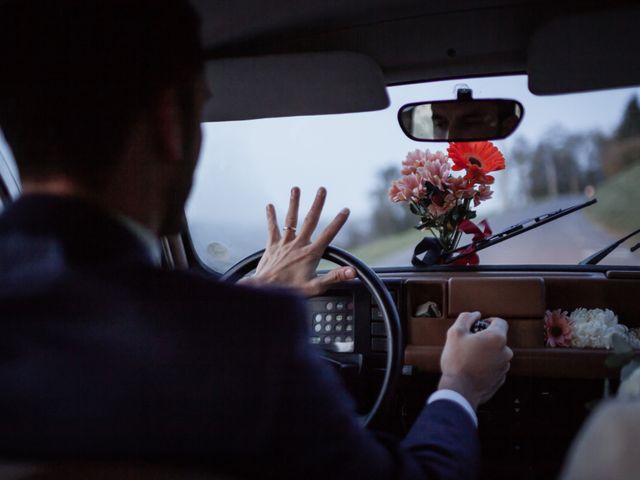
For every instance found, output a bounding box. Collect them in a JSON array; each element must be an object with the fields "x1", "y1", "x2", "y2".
[{"x1": 260, "y1": 292, "x2": 480, "y2": 480}]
